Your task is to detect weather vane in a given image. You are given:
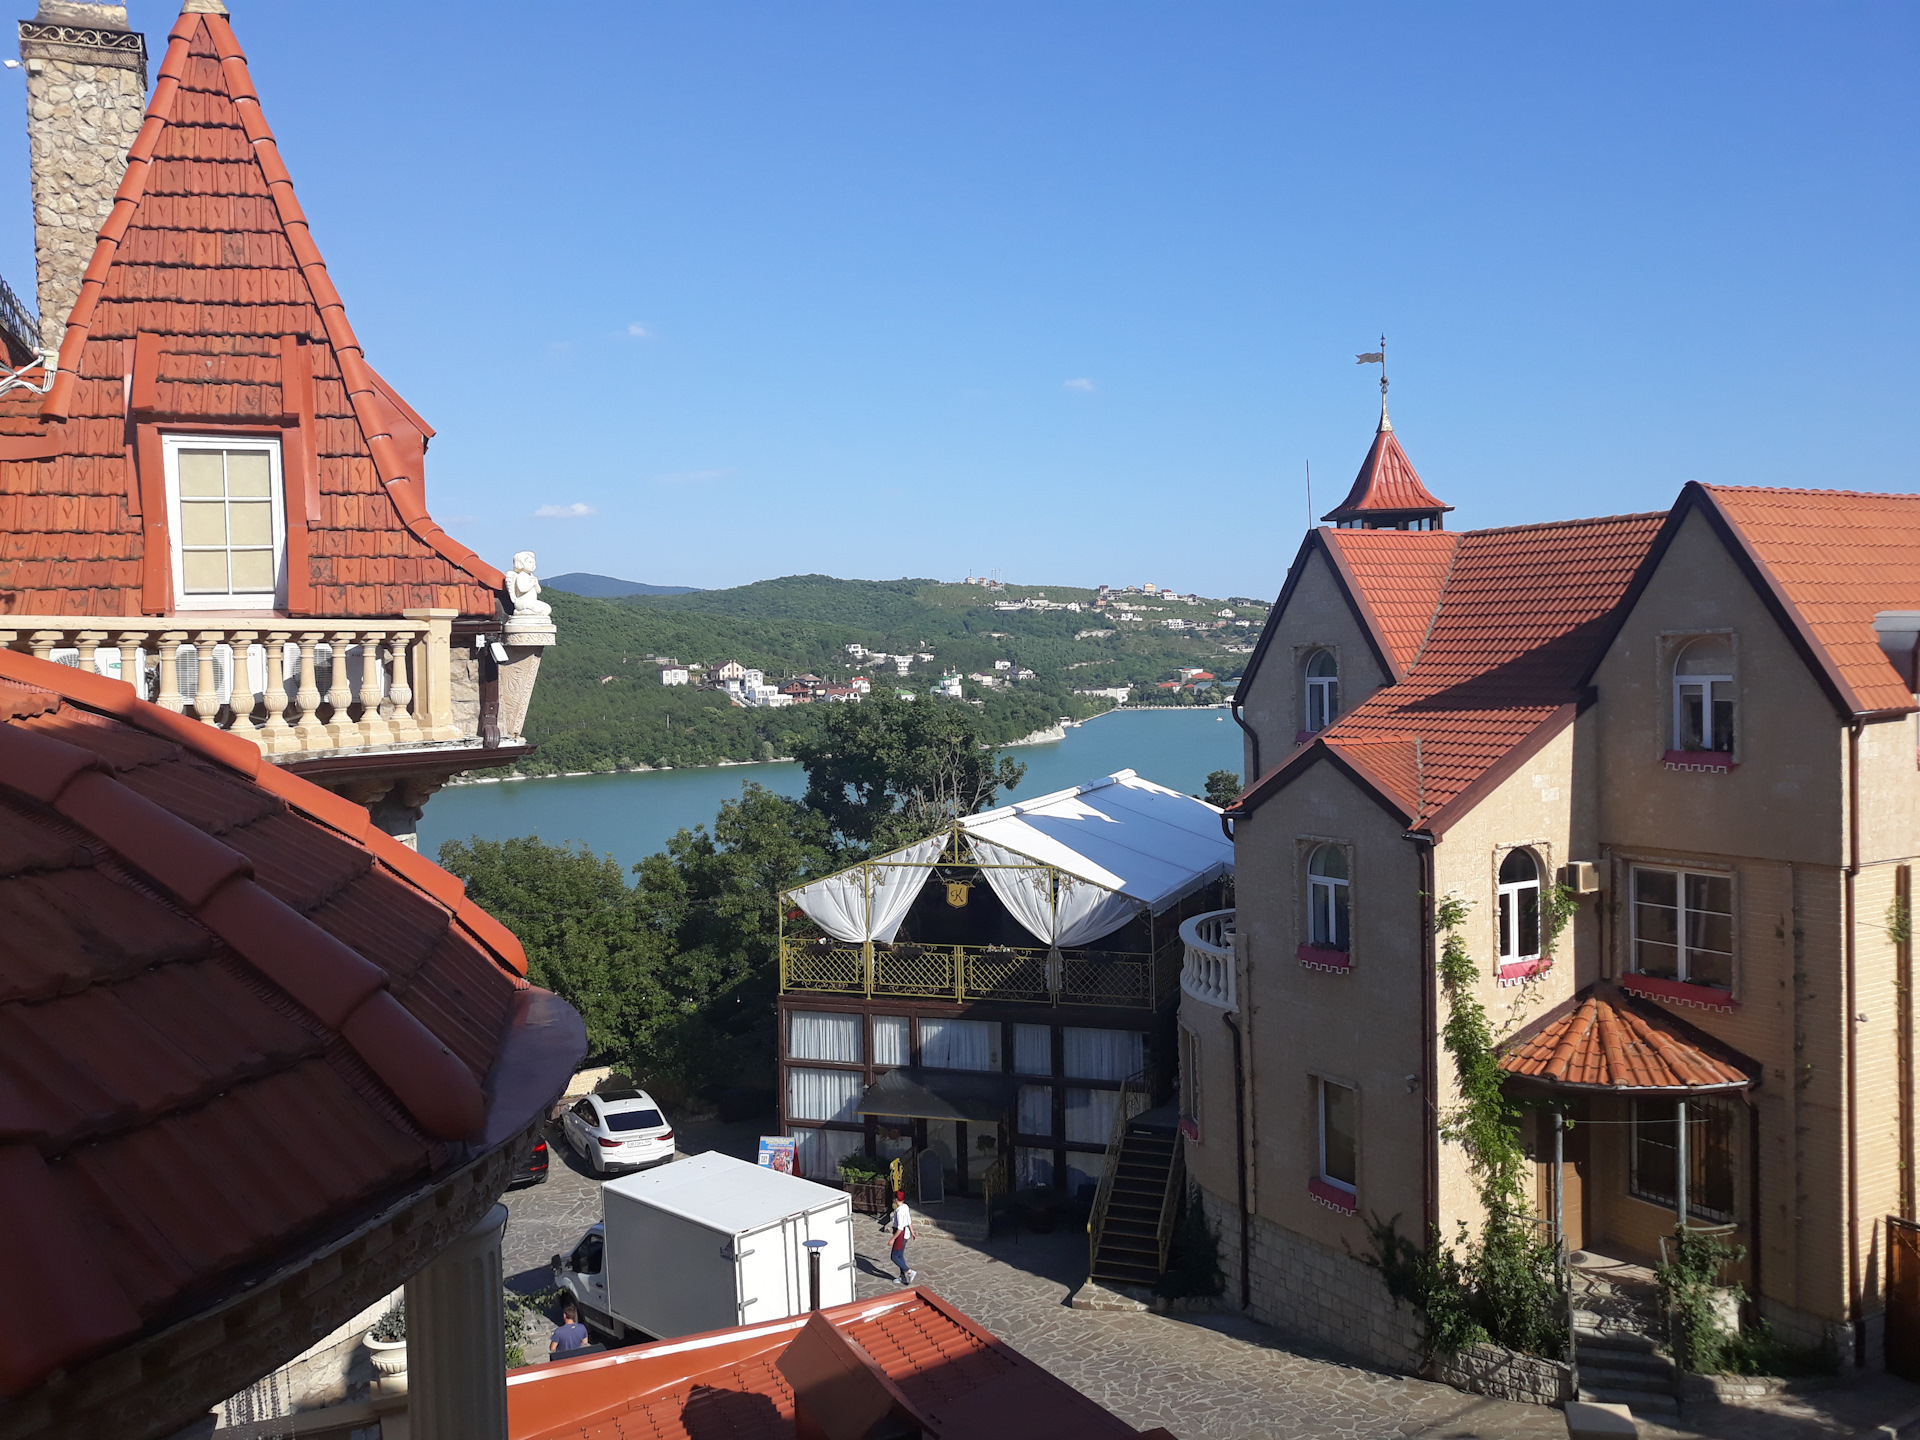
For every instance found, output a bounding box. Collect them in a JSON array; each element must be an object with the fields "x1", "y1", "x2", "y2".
[{"x1": 1355, "y1": 335, "x2": 1390, "y2": 430}]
